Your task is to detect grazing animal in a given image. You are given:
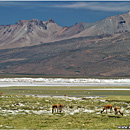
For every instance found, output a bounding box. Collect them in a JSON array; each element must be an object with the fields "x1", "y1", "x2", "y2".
[
  {"x1": 58, "y1": 104, "x2": 64, "y2": 113},
  {"x1": 114, "y1": 107, "x2": 123, "y2": 116},
  {"x1": 52, "y1": 104, "x2": 64, "y2": 113},
  {"x1": 0, "y1": 92, "x2": 3, "y2": 96},
  {"x1": 101, "y1": 104, "x2": 113, "y2": 114}
]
